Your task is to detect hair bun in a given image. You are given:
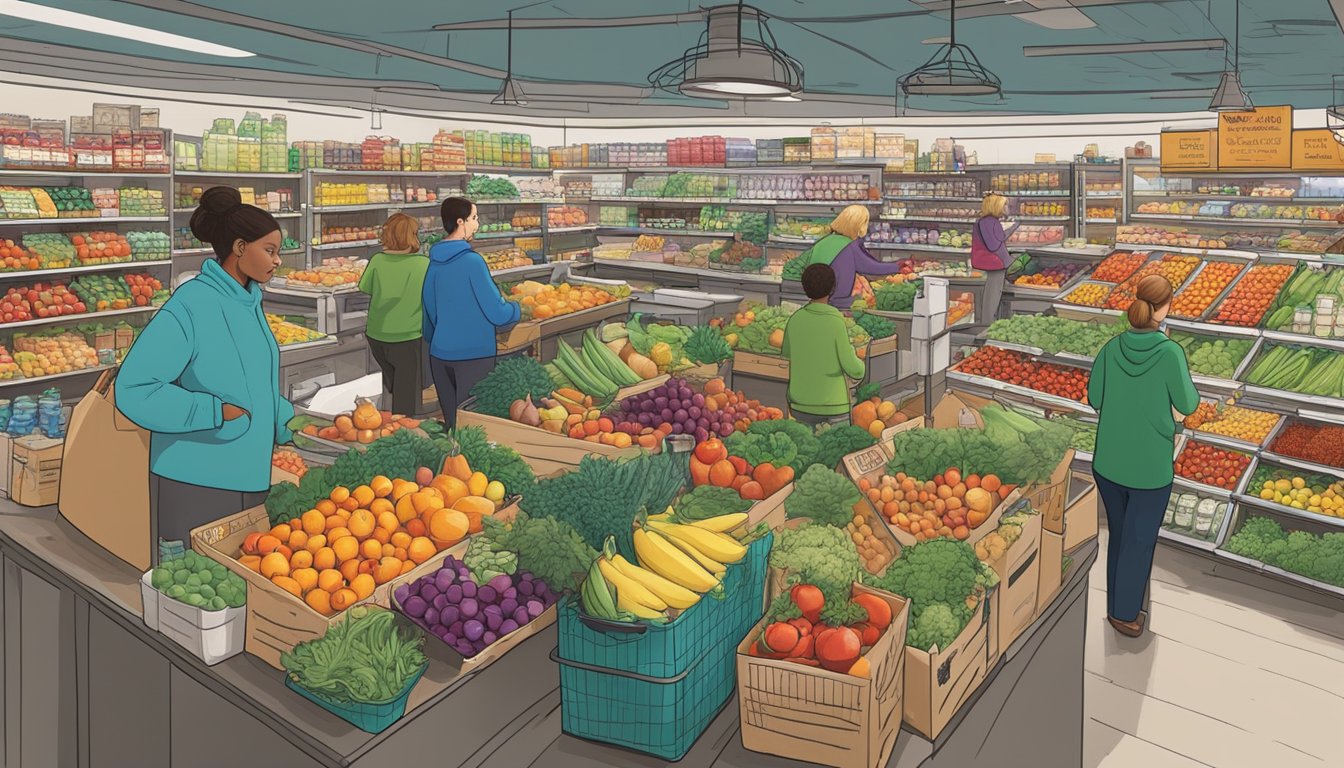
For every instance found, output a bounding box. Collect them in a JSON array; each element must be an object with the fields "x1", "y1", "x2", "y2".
[
  {"x1": 190, "y1": 186, "x2": 244, "y2": 244},
  {"x1": 198, "y1": 185, "x2": 242, "y2": 214}
]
